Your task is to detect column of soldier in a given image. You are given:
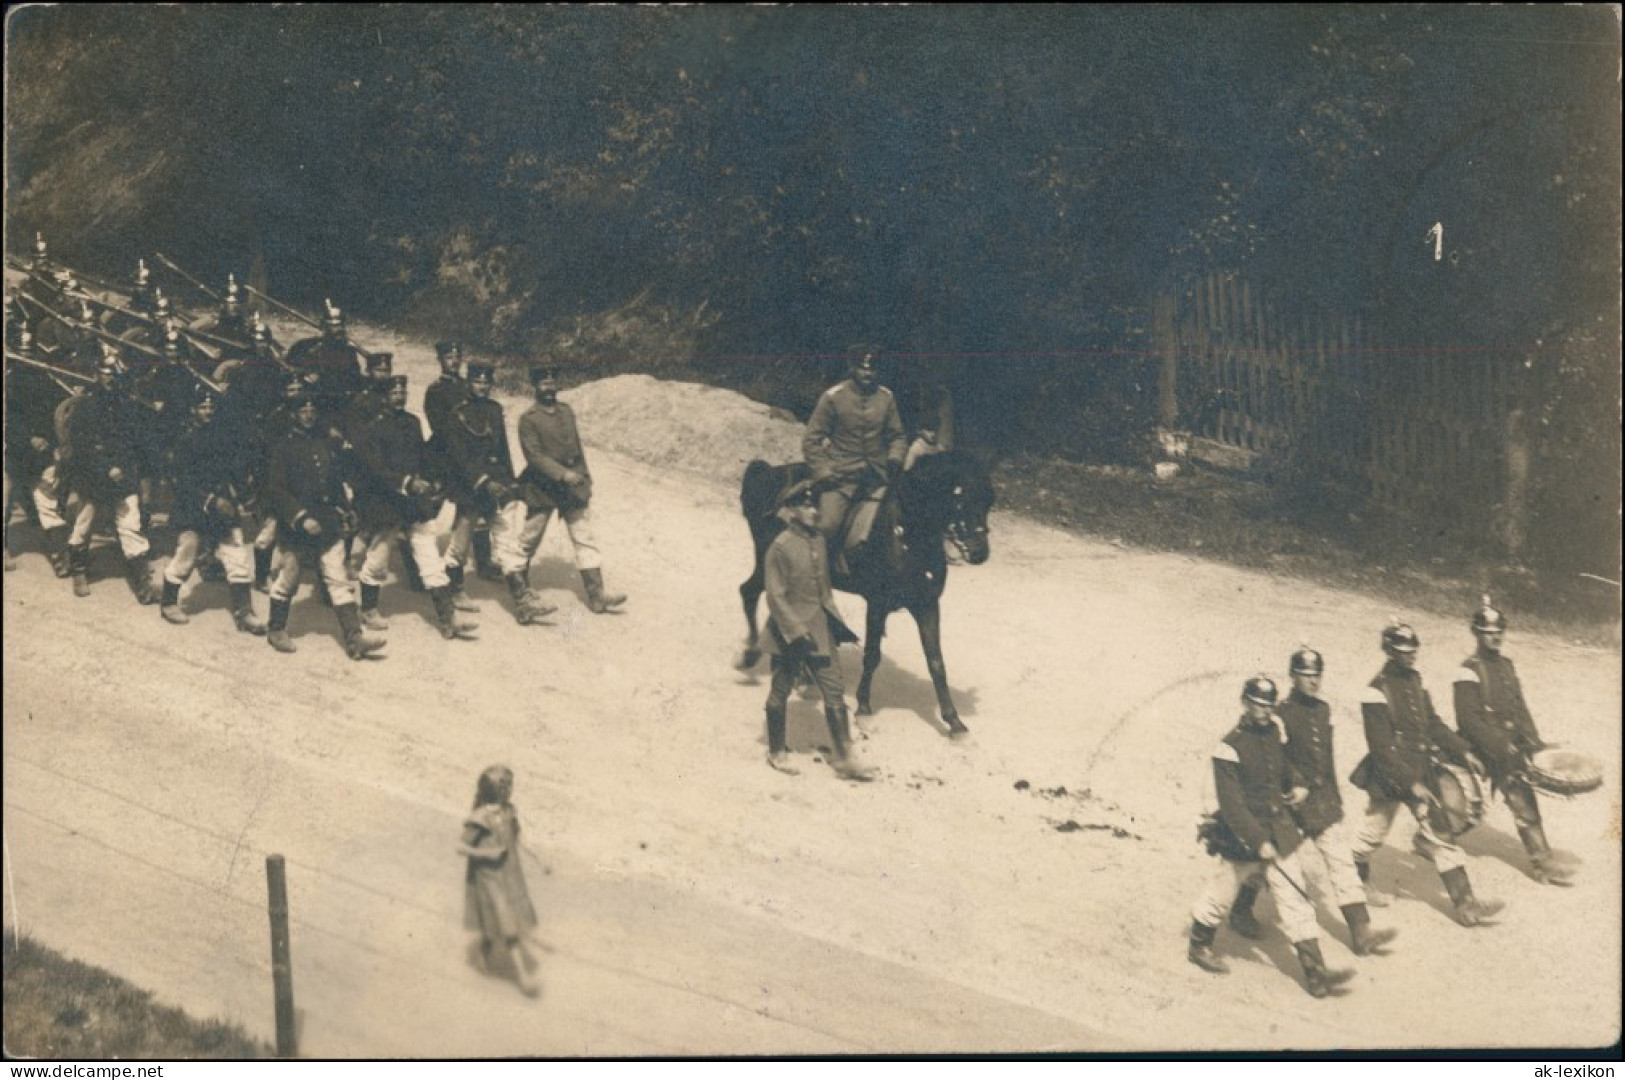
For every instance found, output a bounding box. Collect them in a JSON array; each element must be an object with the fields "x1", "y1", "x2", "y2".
[
  {"x1": 1187, "y1": 604, "x2": 1576, "y2": 999},
  {"x1": 4, "y1": 236, "x2": 627, "y2": 661}
]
